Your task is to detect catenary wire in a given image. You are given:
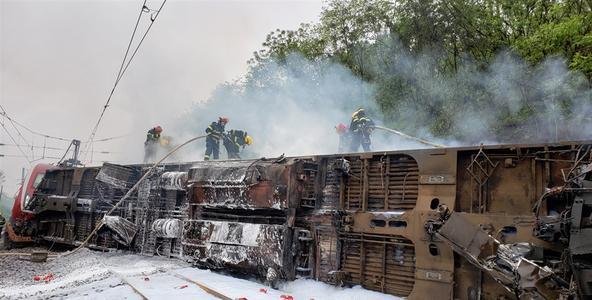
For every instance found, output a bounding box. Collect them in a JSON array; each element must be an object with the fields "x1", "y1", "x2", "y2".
[
  {"x1": 0, "y1": 143, "x2": 120, "y2": 154},
  {"x1": 0, "y1": 104, "x2": 72, "y2": 142},
  {"x1": 0, "y1": 121, "x2": 32, "y2": 165},
  {"x1": 83, "y1": 0, "x2": 167, "y2": 162},
  {"x1": 0, "y1": 103, "x2": 132, "y2": 144}
]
